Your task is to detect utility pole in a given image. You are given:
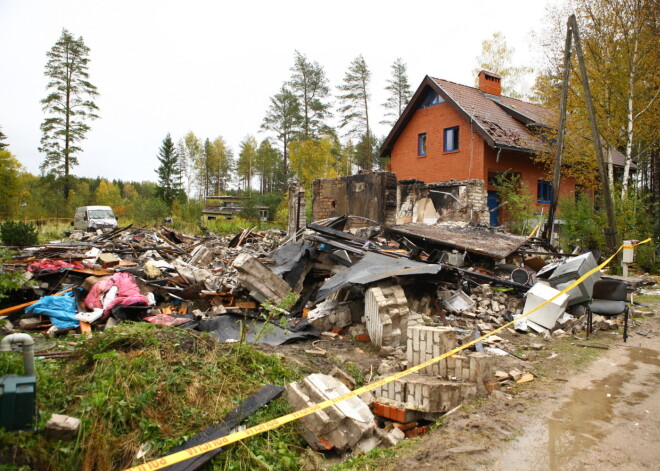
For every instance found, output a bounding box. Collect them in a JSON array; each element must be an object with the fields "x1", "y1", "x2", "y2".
[
  {"x1": 544, "y1": 14, "x2": 619, "y2": 253},
  {"x1": 544, "y1": 17, "x2": 573, "y2": 244}
]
